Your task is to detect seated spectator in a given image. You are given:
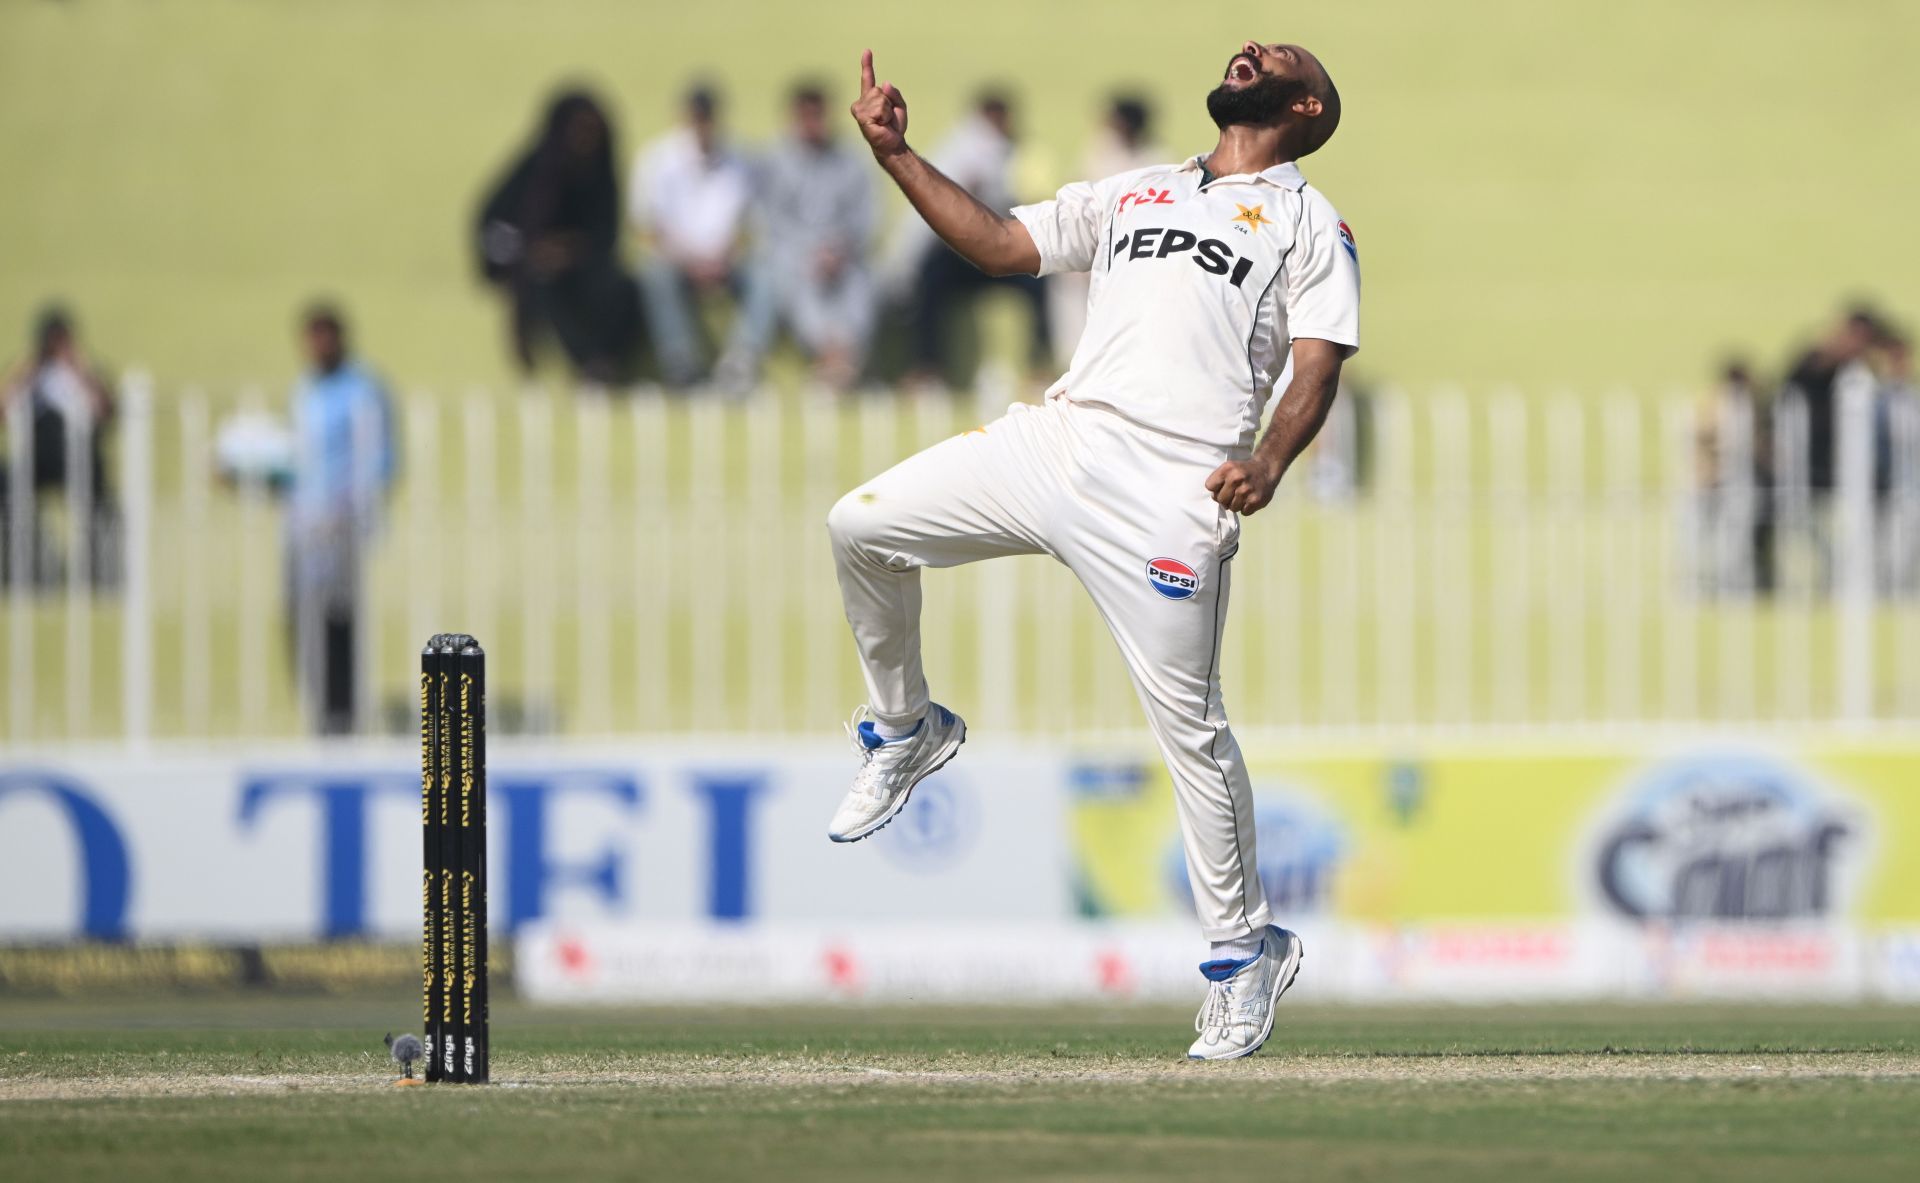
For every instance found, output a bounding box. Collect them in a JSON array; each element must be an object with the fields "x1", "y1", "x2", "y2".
[
  {"x1": 0, "y1": 305, "x2": 117, "y2": 588},
  {"x1": 887, "y1": 91, "x2": 1052, "y2": 391},
  {"x1": 632, "y1": 84, "x2": 753, "y2": 388},
  {"x1": 285, "y1": 303, "x2": 396, "y2": 735},
  {"x1": 716, "y1": 82, "x2": 878, "y2": 393},
  {"x1": 1050, "y1": 94, "x2": 1163, "y2": 367},
  {"x1": 477, "y1": 90, "x2": 638, "y2": 385}
]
